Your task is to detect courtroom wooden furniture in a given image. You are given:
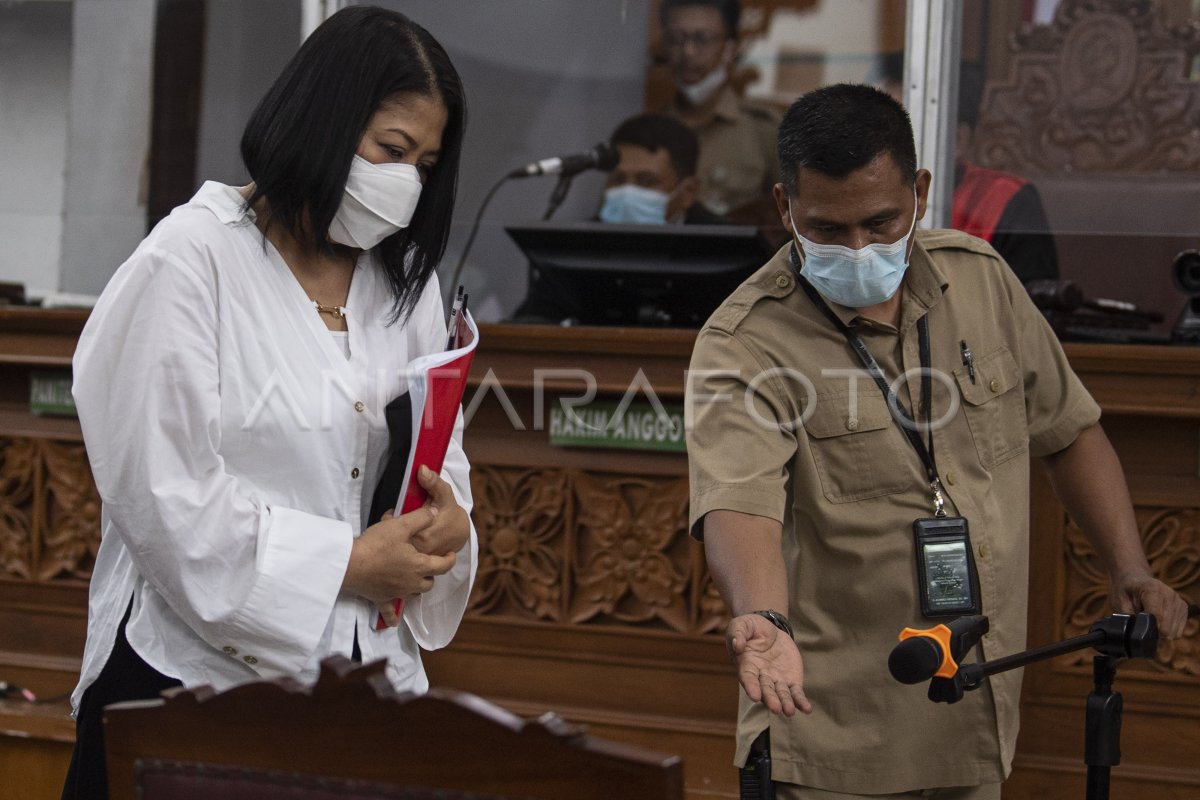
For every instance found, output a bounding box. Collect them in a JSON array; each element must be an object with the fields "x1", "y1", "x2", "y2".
[
  {"x1": 0, "y1": 307, "x2": 89, "y2": 800},
  {"x1": 1009, "y1": 344, "x2": 1200, "y2": 799},
  {"x1": 2, "y1": 312, "x2": 1199, "y2": 800},
  {"x1": 423, "y1": 323, "x2": 738, "y2": 797},
  {"x1": 976, "y1": 0, "x2": 1200, "y2": 325},
  {"x1": 104, "y1": 655, "x2": 684, "y2": 800}
]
